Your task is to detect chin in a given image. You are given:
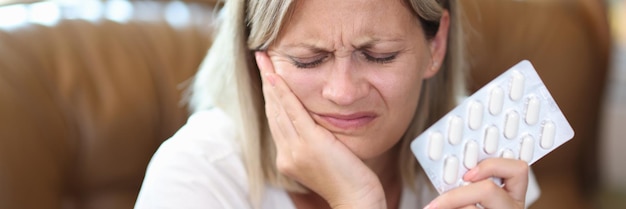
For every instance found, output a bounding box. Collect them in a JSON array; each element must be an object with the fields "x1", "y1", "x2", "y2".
[{"x1": 335, "y1": 134, "x2": 401, "y2": 160}]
